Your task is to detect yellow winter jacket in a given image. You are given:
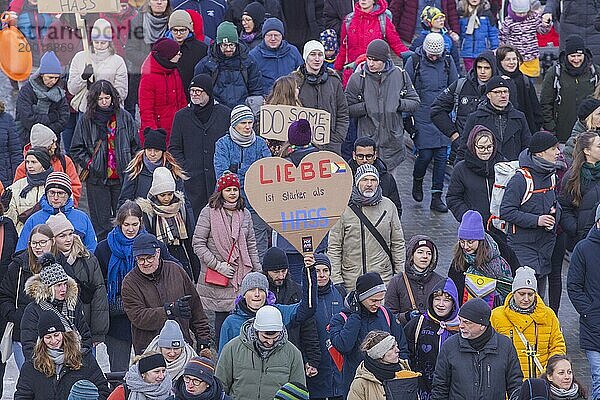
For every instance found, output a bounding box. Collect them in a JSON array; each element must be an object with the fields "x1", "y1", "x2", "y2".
[{"x1": 490, "y1": 293, "x2": 566, "y2": 378}]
